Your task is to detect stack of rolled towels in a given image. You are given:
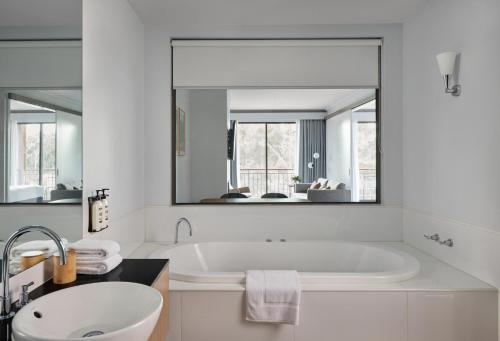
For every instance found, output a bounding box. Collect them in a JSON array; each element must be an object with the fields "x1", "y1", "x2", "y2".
[{"x1": 68, "y1": 239, "x2": 122, "y2": 275}]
